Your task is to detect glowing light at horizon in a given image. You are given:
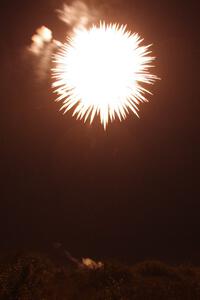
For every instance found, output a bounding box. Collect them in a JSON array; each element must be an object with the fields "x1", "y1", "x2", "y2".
[{"x1": 52, "y1": 23, "x2": 158, "y2": 128}]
